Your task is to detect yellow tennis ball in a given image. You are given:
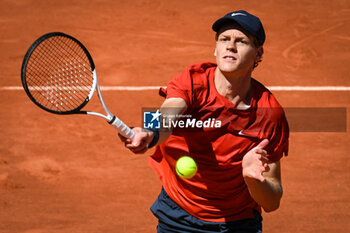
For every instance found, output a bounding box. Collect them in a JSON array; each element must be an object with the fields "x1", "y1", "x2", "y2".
[{"x1": 176, "y1": 156, "x2": 197, "y2": 179}]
